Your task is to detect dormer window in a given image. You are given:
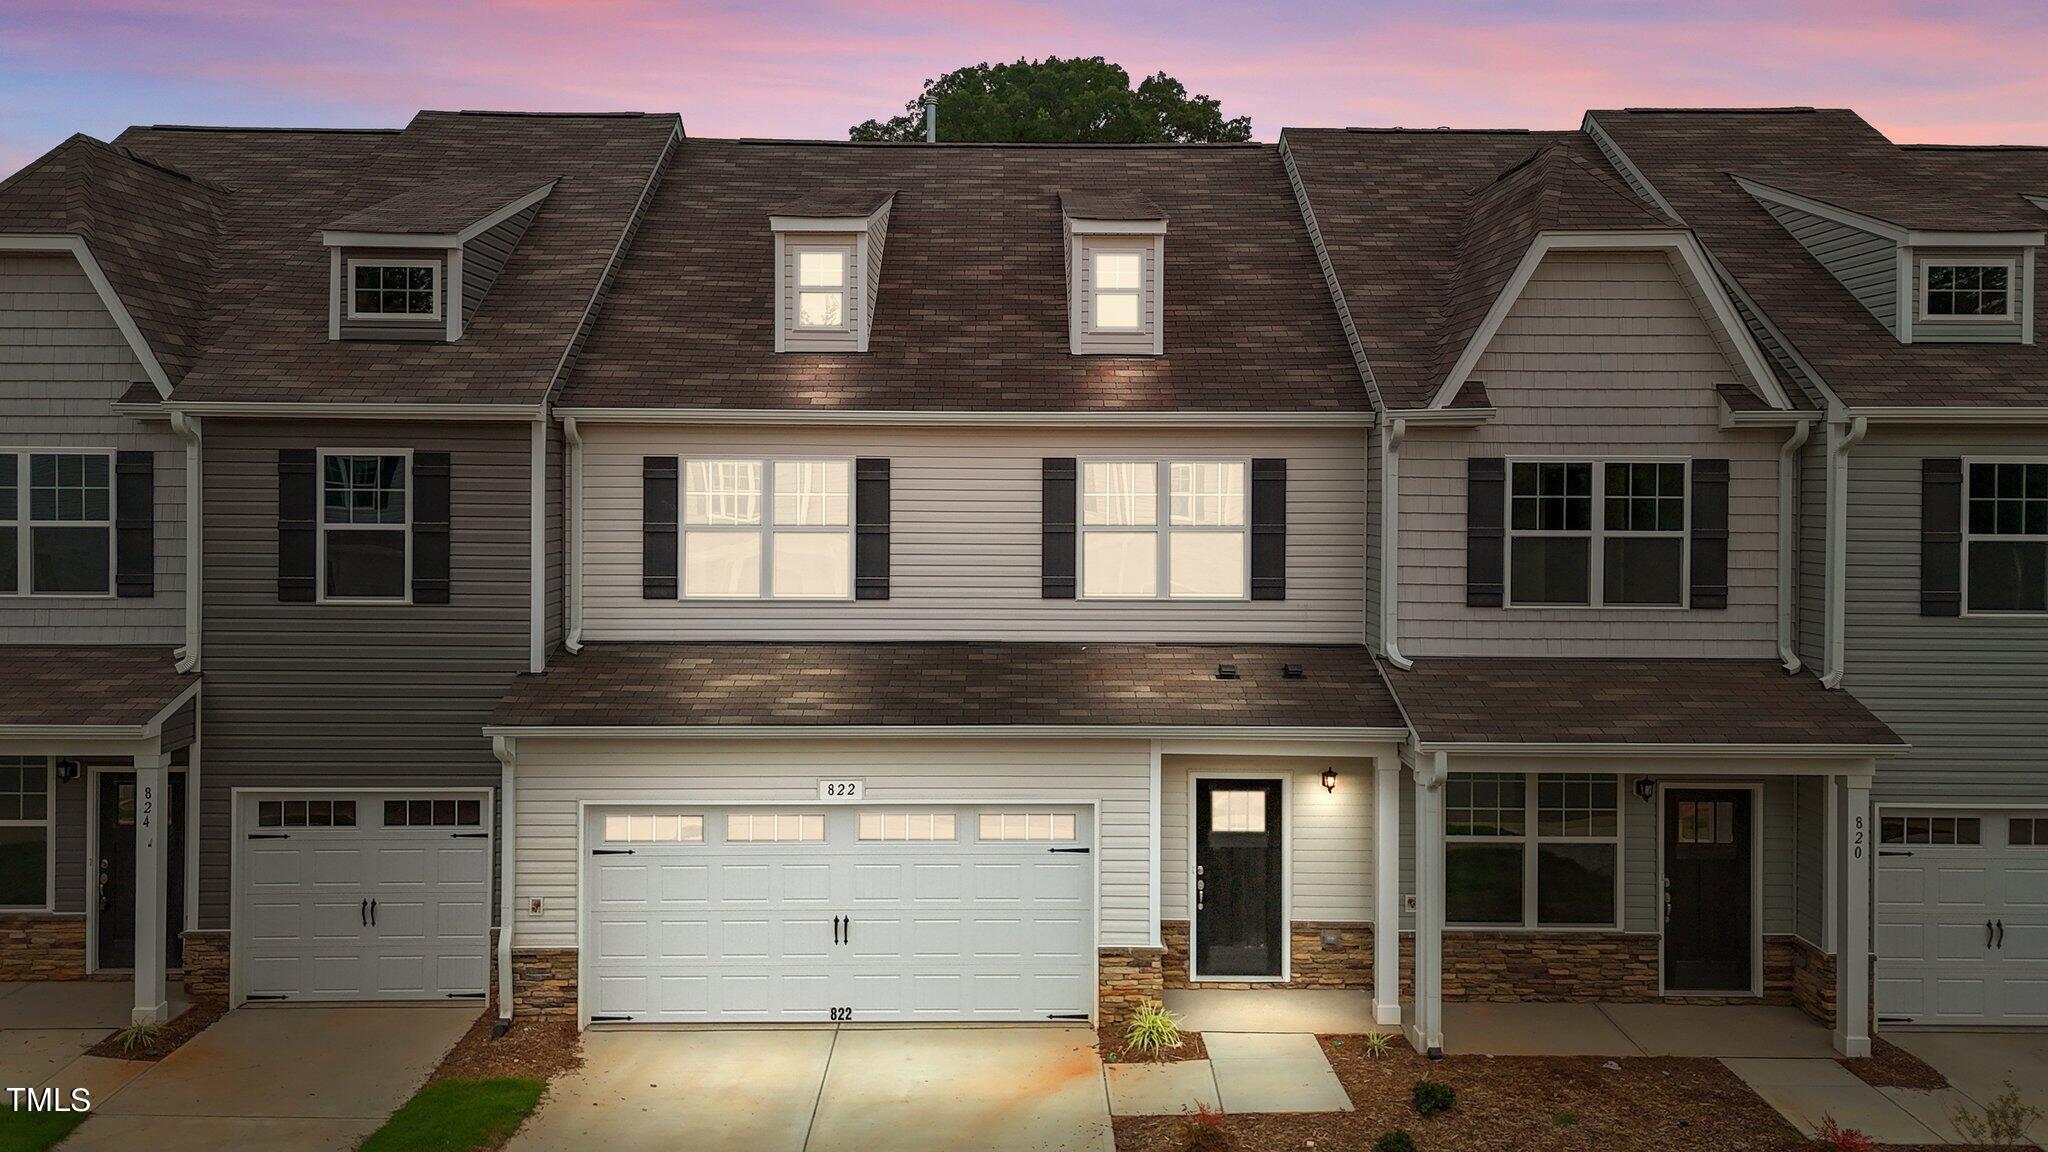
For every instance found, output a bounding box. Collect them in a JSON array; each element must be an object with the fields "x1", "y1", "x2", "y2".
[
  {"x1": 795, "y1": 248, "x2": 851, "y2": 330},
  {"x1": 348, "y1": 260, "x2": 441, "y2": 321},
  {"x1": 770, "y1": 191, "x2": 893, "y2": 353},
  {"x1": 1060, "y1": 190, "x2": 1166, "y2": 356},
  {"x1": 1091, "y1": 250, "x2": 1145, "y2": 331},
  {"x1": 1923, "y1": 260, "x2": 2012, "y2": 319}
]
